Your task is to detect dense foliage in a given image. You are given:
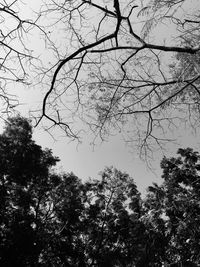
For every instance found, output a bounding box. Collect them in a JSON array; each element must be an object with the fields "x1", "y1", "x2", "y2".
[{"x1": 0, "y1": 117, "x2": 200, "y2": 266}]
